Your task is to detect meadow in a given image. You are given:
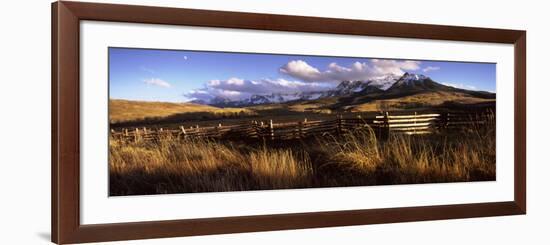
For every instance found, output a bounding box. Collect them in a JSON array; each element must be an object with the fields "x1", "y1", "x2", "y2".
[{"x1": 109, "y1": 122, "x2": 495, "y2": 196}]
